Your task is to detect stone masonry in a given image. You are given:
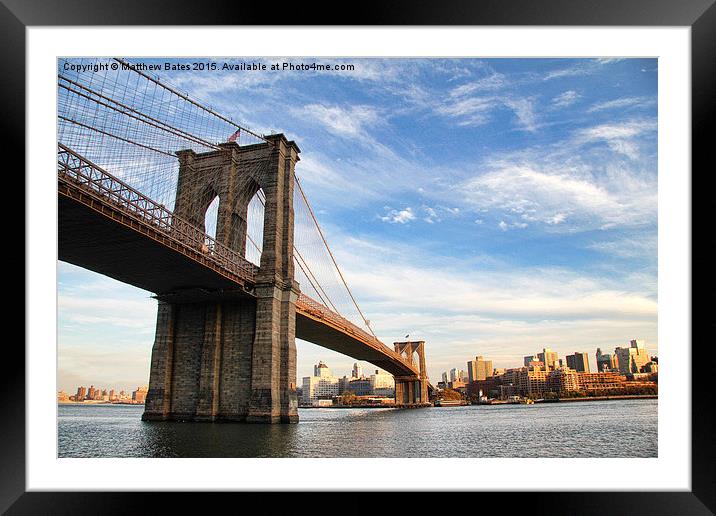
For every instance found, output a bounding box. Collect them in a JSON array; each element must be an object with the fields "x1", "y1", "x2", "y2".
[
  {"x1": 393, "y1": 341, "x2": 430, "y2": 406},
  {"x1": 142, "y1": 134, "x2": 301, "y2": 423}
]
